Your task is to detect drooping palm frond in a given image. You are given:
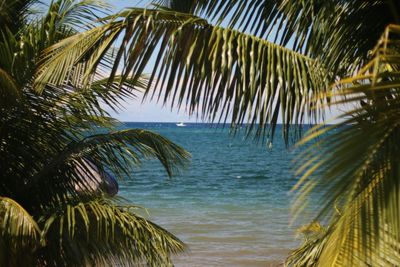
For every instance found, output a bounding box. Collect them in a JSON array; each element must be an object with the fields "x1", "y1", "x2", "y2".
[
  {"x1": 291, "y1": 24, "x2": 400, "y2": 266},
  {"x1": 46, "y1": 0, "x2": 111, "y2": 31},
  {"x1": 0, "y1": 197, "x2": 40, "y2": 267},
  {"x1": 30, "y1": 129, "x2": 190, "y2": 202},
  {"x1": 36, "y1": 197, "x2": 185, "y2": 267},
  {"x1": 175, "y1": 0, "x2": 400, "y2": 76},
  {"x1": 0, "y1": 0, "x2": 112, "y2": 90},
  {"x1": 36, "y1": 8, "x2": 329, "y2": 143}
]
